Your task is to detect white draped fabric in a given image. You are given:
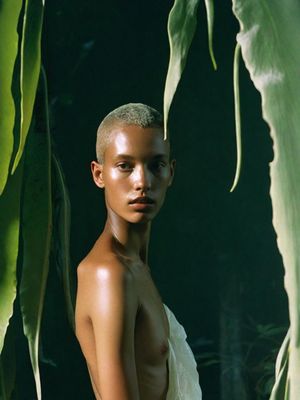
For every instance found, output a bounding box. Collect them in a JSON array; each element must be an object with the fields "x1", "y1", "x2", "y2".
[{"x1": 164, "y1": 304, "x2": 202, "y2": 400}]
